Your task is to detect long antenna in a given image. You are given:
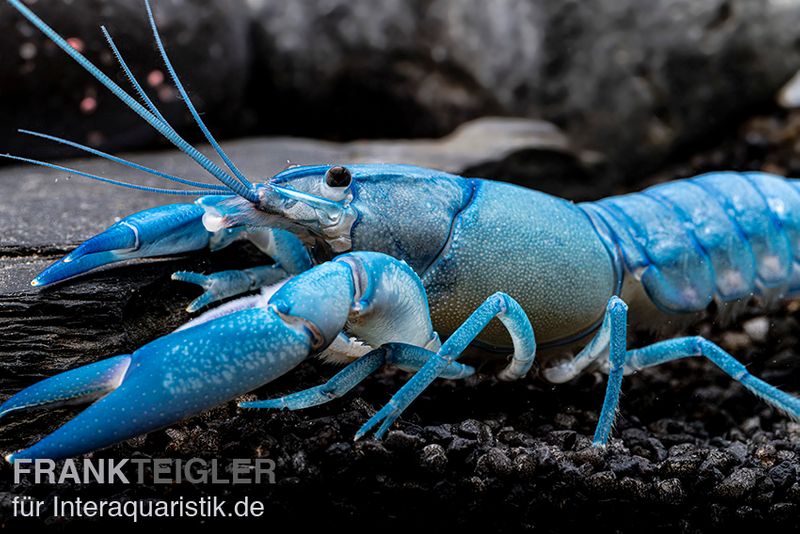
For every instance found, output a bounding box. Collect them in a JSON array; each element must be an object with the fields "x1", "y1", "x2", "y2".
[
  {"x1": 7, "y1": 0, "x2": 258, "y2": 201},
  {"x1": 0, "y1": 154, "x2": 222, "y2": 196},
  {"x1": 142, "y1": 0, "x2": 254, "y2": 190},
  {"x1": 19, "y1": 129, "x2": 228, "y2": 191}
]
